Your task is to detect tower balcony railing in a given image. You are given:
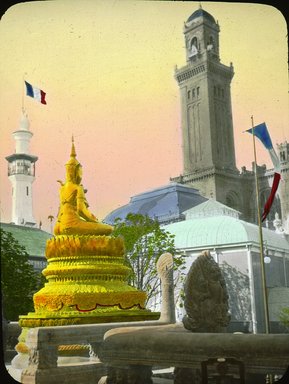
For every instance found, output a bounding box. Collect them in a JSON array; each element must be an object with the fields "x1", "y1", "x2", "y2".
[{"x1": 8, "y1": 165, "x2": 35, "y2": 177}]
